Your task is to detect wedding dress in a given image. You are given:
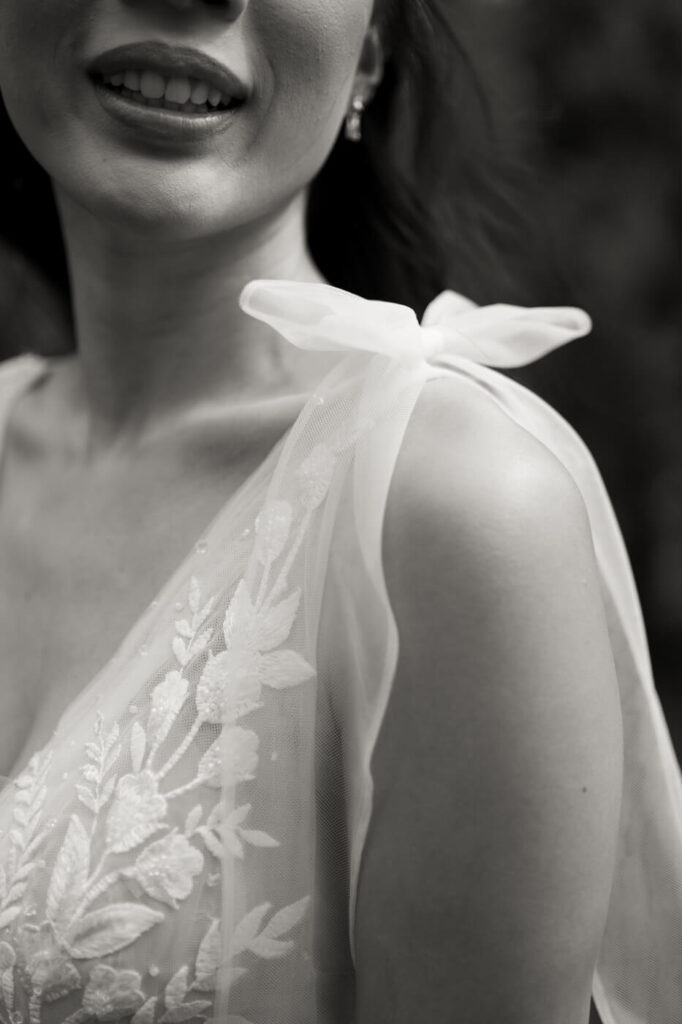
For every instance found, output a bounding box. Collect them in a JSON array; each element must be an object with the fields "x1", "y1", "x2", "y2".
[{"x1": 0, "y1": 280, "x2": 679, "y2": 1024}]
